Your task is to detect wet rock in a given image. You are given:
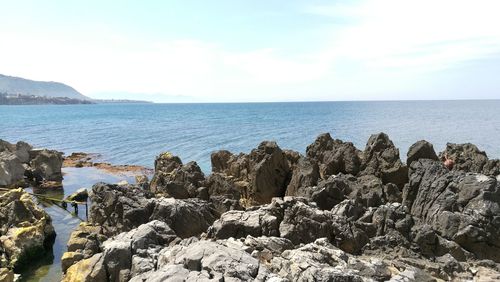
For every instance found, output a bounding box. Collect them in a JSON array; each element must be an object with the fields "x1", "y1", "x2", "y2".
[
  {"x1": 150, "y1": 152, "x2": 205, "y2": 199},
  {"x1": 0, "y1": 188, "x2": 55, "y2": 270},
  {"x1": 306, "y1": 133, "x2": 362, "y2": 177},
  {"x1": 65, "y1": 188, "x2": 88, "y2": 202},
  {"x1": 407, "y1": 140, "x2": 439, "y2": 166},
  {"x1": 360, "y1": 133, "x2": 408, "y2": 188},
  {"x1": 28, "y1": 149, "x2": 63, "y2": 184}
]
